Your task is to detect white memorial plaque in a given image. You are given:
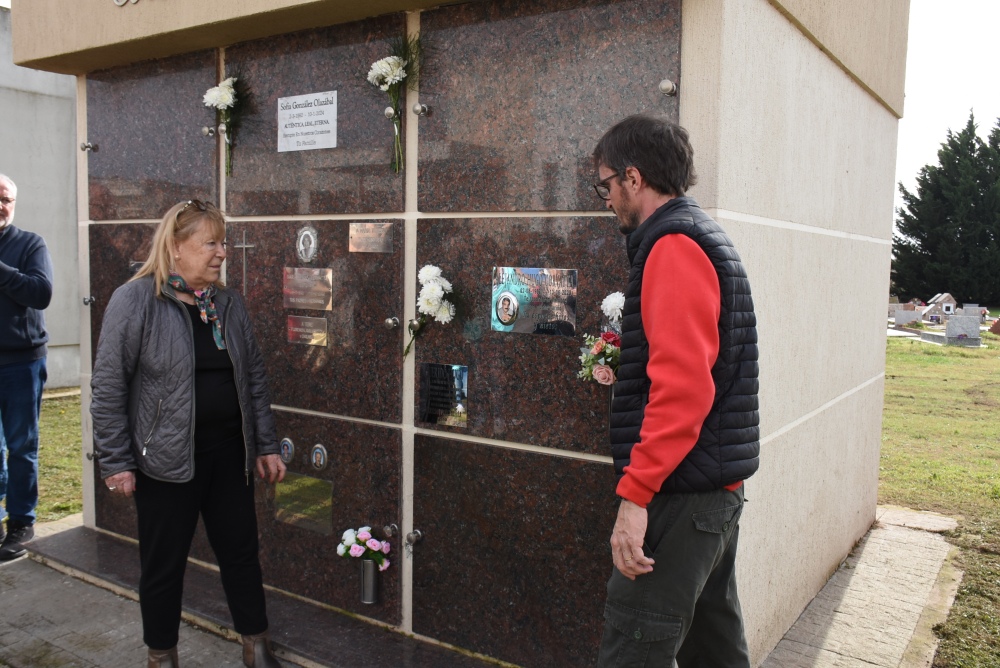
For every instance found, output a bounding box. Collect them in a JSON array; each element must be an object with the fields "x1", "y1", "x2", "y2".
[{"x1": 277, "y1": 91, "x2": 338, "y2": 153}]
